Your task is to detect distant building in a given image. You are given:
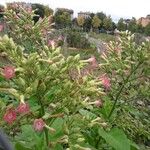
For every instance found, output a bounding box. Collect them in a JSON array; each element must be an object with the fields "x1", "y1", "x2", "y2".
[
  {"x1": 137, "y1": 15, "x2": 150, "y2": 27},
  {"x1": 78, "y1": 12, "x2": 91, "y2": 19}
]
